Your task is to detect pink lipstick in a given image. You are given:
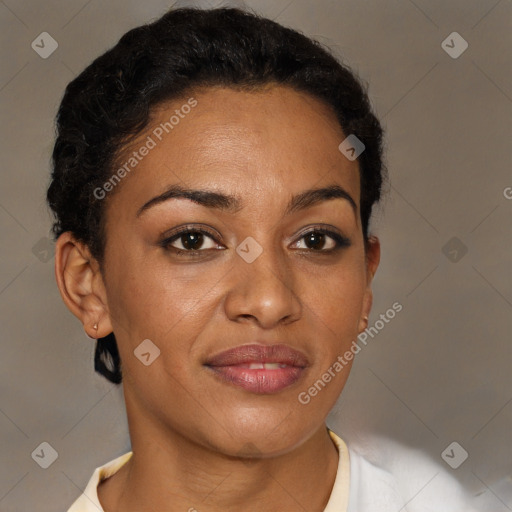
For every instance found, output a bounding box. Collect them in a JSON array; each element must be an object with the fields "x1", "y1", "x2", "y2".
[{"x1": 204, "y1": 344, "x2": 308, "y2": 394}]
